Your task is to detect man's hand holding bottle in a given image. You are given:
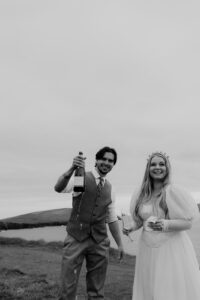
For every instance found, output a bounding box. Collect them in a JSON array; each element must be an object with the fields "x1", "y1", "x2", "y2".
[{"x1": 72, "y1": 152, "x2": 86, "y2": 170}]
